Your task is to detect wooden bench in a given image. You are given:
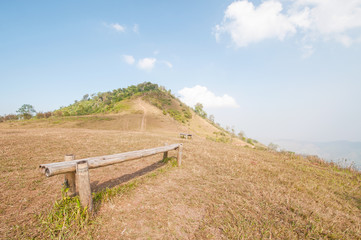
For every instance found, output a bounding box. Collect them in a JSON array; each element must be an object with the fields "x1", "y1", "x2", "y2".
[
  {"x1": 180, "y1": 133, "x2": 192, "y2": 139},
  {"x1": 39, "y1": 143, "x2": 183, "y2": 211}
]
